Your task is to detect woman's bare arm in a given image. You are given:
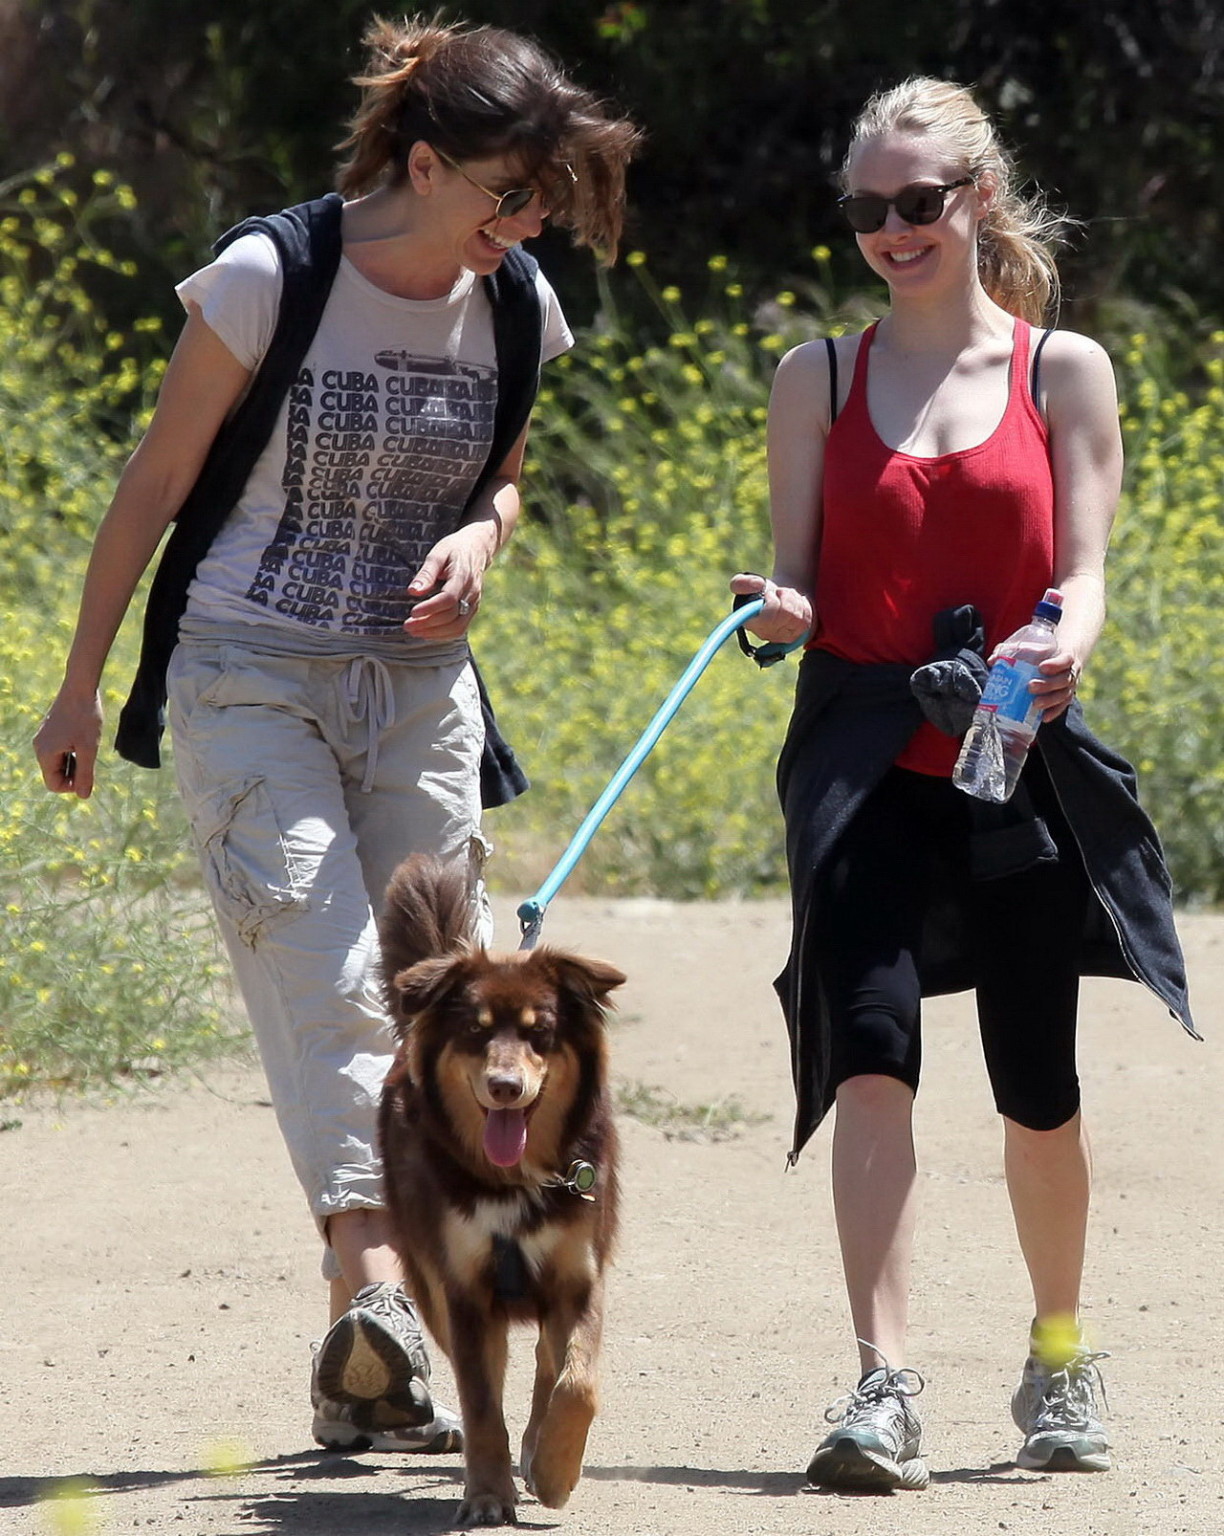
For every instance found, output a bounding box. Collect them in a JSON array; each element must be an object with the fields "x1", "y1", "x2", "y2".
[{"x1": 34, "y1": 307, "x2": 253, "y2": 796}]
